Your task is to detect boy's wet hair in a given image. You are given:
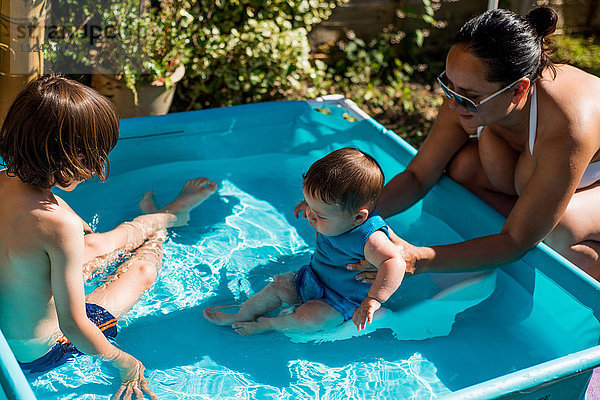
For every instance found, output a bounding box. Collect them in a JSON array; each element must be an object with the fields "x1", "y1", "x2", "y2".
[
  {"x1": 303, "y1": 147, "x2": 384, "y2": 214},
  {"x1": 0, "y1": 74, "x2": 119, "y2": 188}
]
